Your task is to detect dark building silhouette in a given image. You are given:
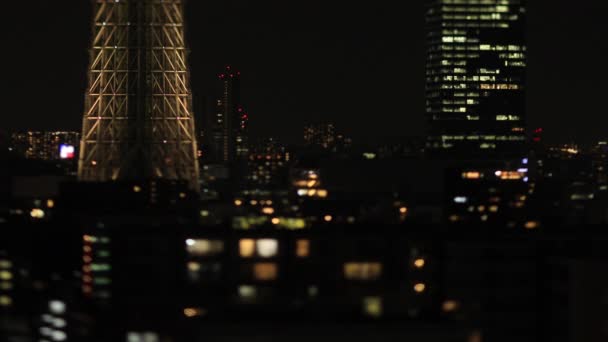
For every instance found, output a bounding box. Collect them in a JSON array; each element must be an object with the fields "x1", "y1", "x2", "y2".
[{"x1": 209, "y1": 66, "x2": 249, "y2": 163}]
